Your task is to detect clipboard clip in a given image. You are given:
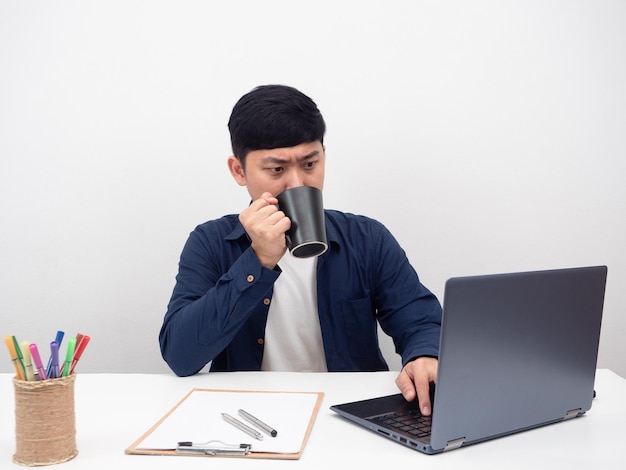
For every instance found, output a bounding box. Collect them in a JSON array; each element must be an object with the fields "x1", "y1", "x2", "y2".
[{"x1": 176, "y1": 440, "x2": 252, "y2": 456}]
